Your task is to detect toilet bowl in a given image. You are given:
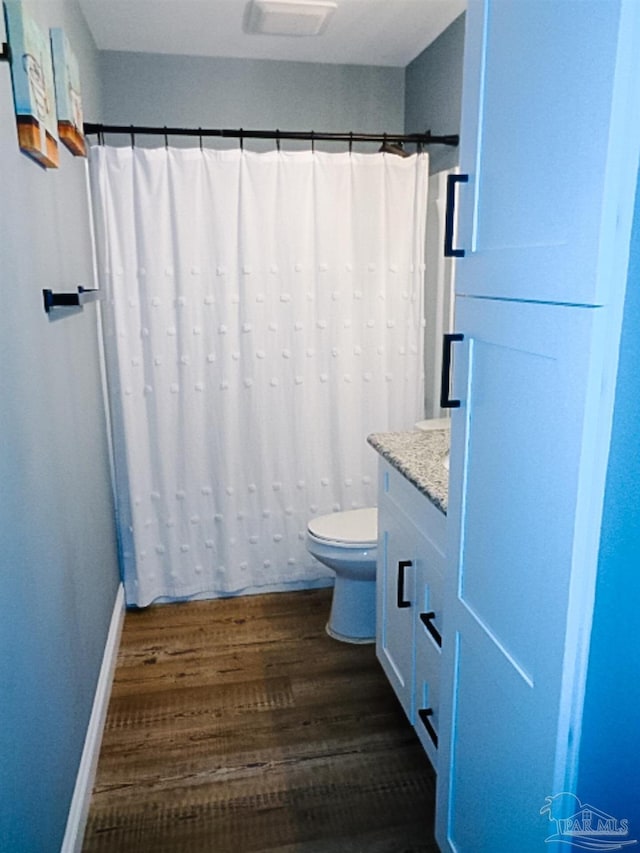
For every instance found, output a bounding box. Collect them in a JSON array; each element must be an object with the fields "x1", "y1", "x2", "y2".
[{"x1": 306, "y1": 507, "x2": 378, "y2": 643}]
